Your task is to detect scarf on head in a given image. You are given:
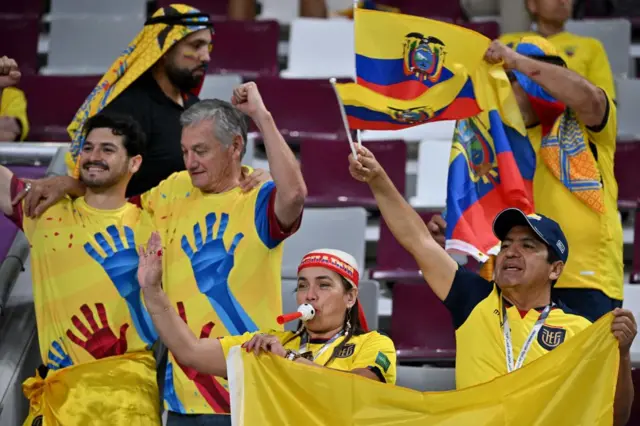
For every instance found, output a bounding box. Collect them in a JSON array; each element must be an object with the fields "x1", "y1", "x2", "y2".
[
  {"x1": 65, "y1": 4, "x2": 214, "y2": 177},
  {"x1": 513, "y1": 36, "x2": 603, "y2": 213}
]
